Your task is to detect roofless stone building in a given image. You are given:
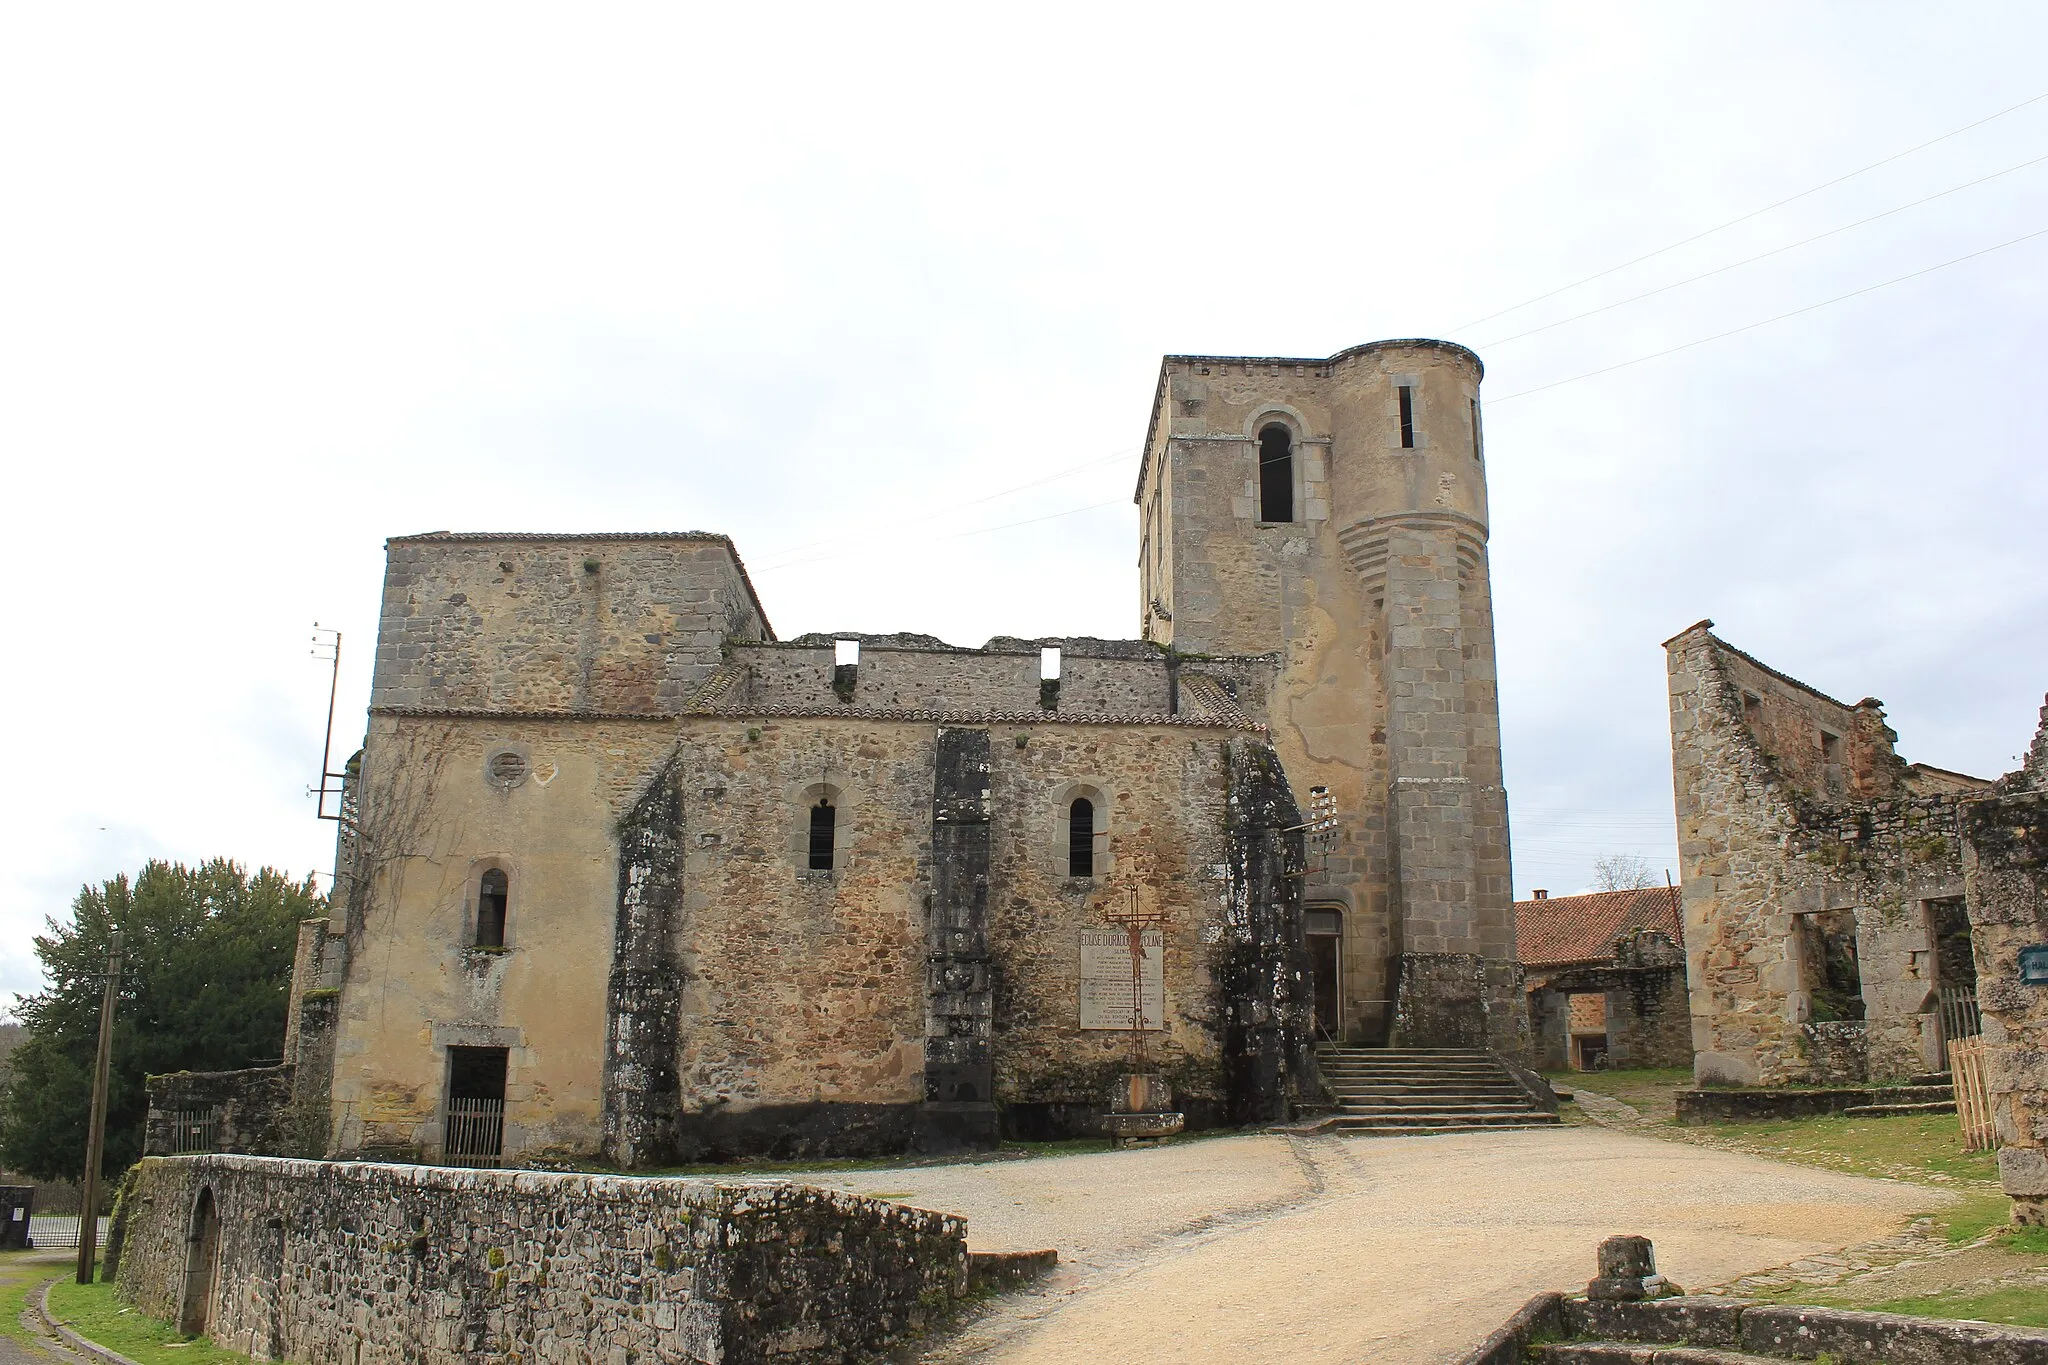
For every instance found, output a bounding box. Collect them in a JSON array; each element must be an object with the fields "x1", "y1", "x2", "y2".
[{"x1": 250, "y1": 339, "x2": 1524, "y2": 1167}]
